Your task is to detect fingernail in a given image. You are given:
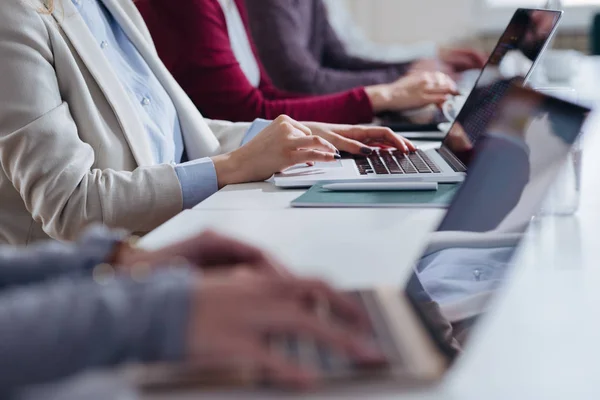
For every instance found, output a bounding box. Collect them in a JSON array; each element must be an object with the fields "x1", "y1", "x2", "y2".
[
  {"x1": 360, "y1": 147, "x2": 373, "y2": 155},
  {"x1": 334, "y1": 154, "x2": 342, "y2": 160}
]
